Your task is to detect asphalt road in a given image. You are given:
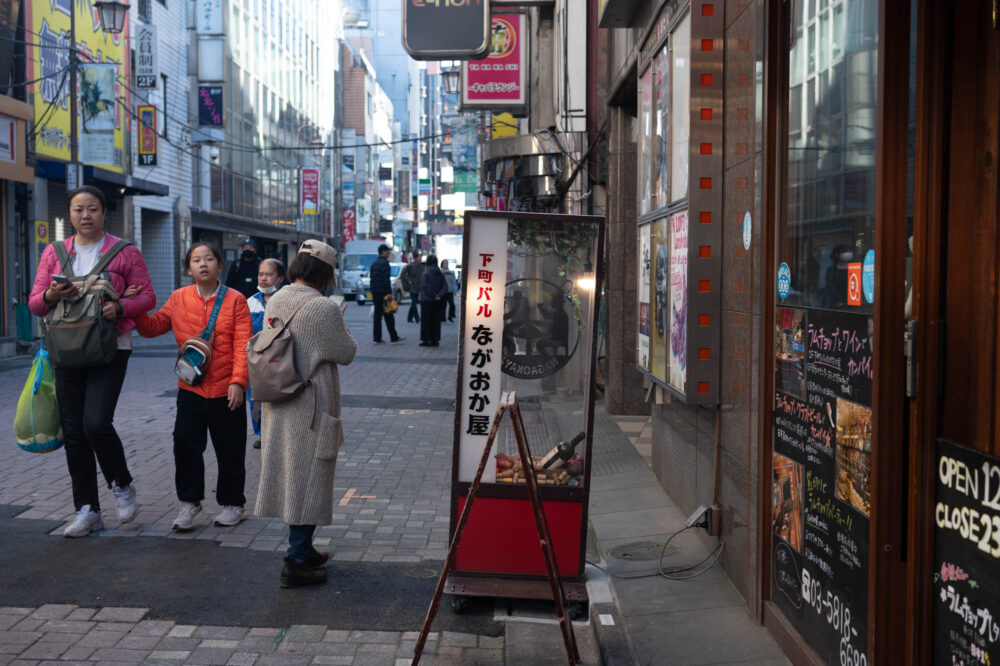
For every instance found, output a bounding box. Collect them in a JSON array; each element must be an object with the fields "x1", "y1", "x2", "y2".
[{"x1": 0, "y1": 503, "x2": 501, "y2": 635}]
